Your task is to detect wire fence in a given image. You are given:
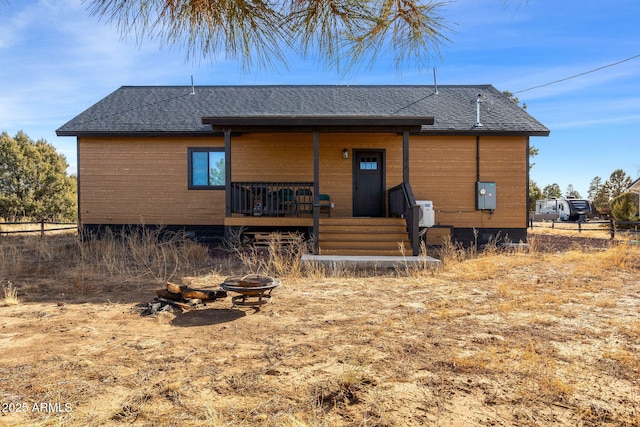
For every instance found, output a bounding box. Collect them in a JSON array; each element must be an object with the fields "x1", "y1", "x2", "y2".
[
  {"x1": 529, "y1": 218, "x2": 640, "y2": 239},
  {"x1": 0, "y1": 221, "x2": 77, "y2": 237}
]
